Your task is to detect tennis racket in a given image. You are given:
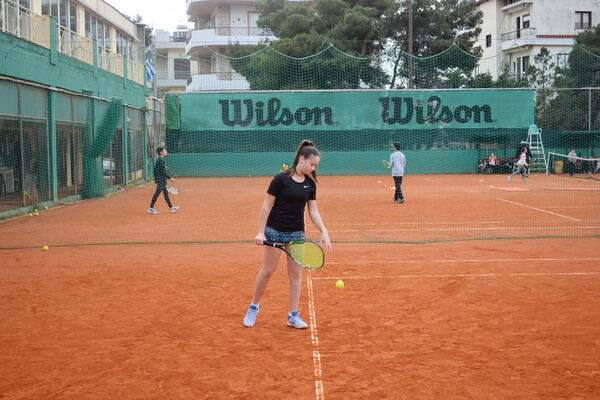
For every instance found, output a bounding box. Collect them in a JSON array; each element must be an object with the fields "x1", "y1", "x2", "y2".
[
  {"x1": 382, "y1": 160, "x2": 390, "y2": 168},
  {"x1": 263, "y1": 238, "x2": 324, "y2": 270},
  {"x1": 166, "y1": 186, "x2": 180, "y2": 195}
]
